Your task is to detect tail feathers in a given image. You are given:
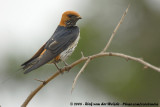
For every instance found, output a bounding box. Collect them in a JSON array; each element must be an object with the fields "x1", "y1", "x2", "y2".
[
  {"x1": 24, "y1": 59, "x2": 43, "y2": 74},
  {"x1": 23, "y1": 50, "x2": 56, "y2": 74},
  {"x1": 22, "y1": 58, "x2": 40, "y2": 74}
]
